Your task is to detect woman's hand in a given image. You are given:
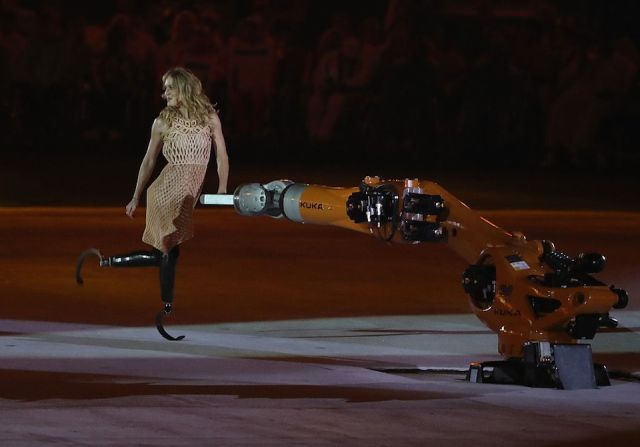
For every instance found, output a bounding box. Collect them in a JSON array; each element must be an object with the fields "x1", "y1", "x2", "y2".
[{"x1": 125, "y1": 197, "x2": 139, "y2": 218}]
